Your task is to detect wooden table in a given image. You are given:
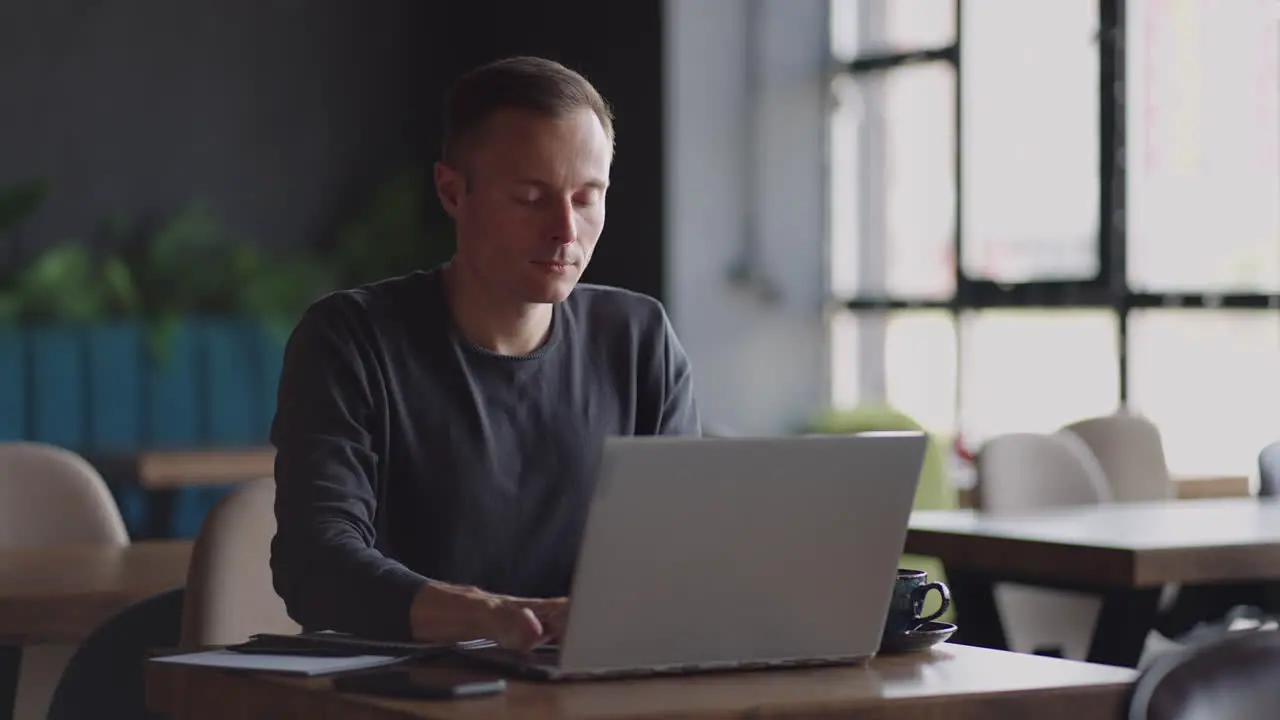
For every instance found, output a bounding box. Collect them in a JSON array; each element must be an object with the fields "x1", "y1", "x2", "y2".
[
  {"x1": 1173, "y1": 475, "x2": 1252, "y2": 500},
  {"x1": 955, "y1": 474, "x2": 1252, "y2": 509},
  {"x1": 0, "y1": 541, "x2": 193, "y2": 719},
  {"x1": 147, "y1": 643, "x2": 1136, "y2": 720},
  {"x1": 133, "y1": 448, "x2": 276, "y2": 490},
  {"x1": 90, "y1": 447, "x2": 275, "y2": 538},
  {"x1": 0, "y1": 540, "x2": 193, "y2": 644},
  {"x1": 907, "y1": 497, "x2": 1280, "y2": 667}
]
